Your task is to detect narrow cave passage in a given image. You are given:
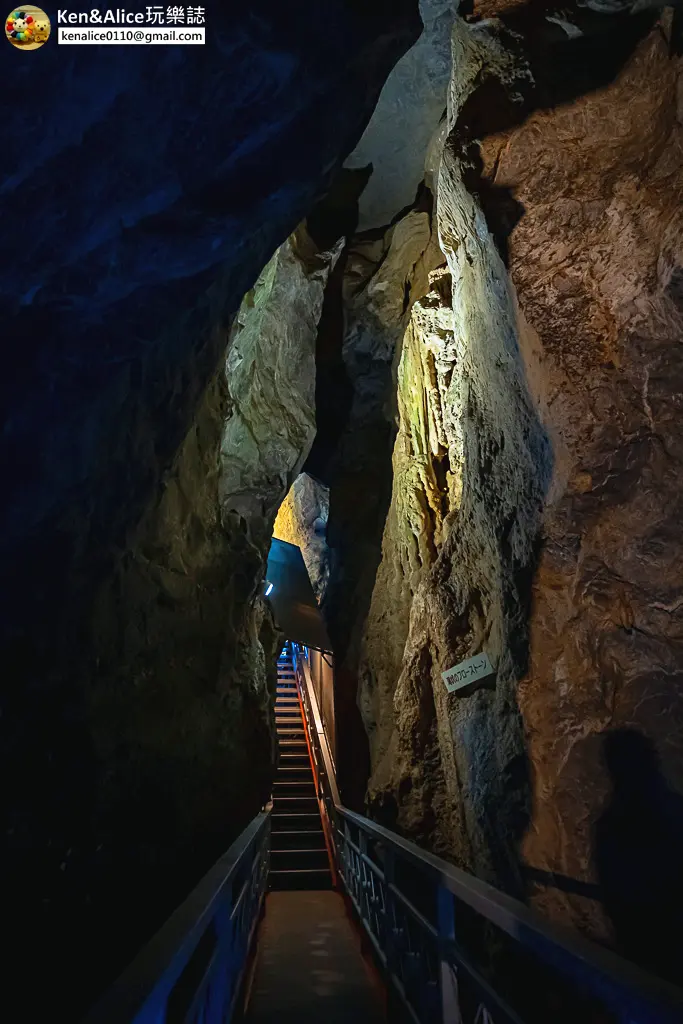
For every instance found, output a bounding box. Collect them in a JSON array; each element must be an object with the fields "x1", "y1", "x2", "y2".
[
  {"x1": 4, "y1": 2, "x2": 683, "y2": 1022},
  {"x1": 245, "y1": 643, "x2": 384, "y2": 1024}
]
